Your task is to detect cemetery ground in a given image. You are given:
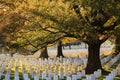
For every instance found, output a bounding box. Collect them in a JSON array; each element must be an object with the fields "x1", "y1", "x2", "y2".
[{"x1": 0, "y1": 47, "x2": 120, "y2": 80}]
